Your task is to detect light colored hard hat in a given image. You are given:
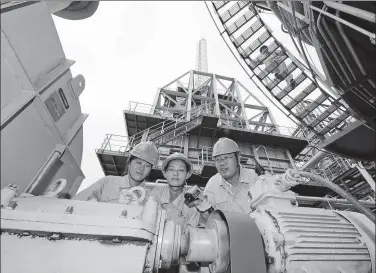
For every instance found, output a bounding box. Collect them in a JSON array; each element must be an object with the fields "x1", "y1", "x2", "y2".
[
  {"x1": 212, "y1": 137, "x2": 240, "y2": 157},
  {"x1": 162, "y1": 152, "x2": 193, "y2": 179},
  {"x1": 130, "y1": 141, "x2": 159, "y2": 166}
]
